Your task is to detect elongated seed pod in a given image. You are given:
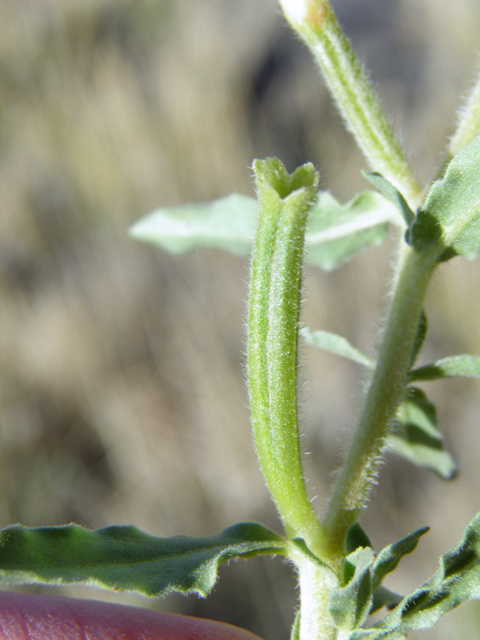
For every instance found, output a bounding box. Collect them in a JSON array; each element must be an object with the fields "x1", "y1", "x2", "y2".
[{"x1": 248, "y1": 158, "x2": 324, "y2": 554}]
